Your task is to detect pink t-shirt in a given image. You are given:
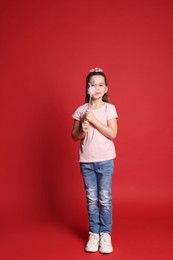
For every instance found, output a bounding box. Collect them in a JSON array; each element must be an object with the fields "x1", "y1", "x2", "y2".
[{"x1": 72, "y1": 103, "x2": 118, "y2": 162}]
